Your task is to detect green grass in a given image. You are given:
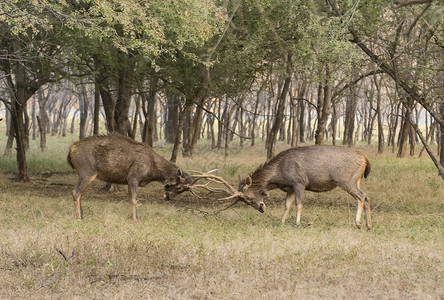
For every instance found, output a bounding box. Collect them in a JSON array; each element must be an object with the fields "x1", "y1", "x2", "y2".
[{"x1": 0, "y1": 132, "x2": 444, "y2": 299}]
